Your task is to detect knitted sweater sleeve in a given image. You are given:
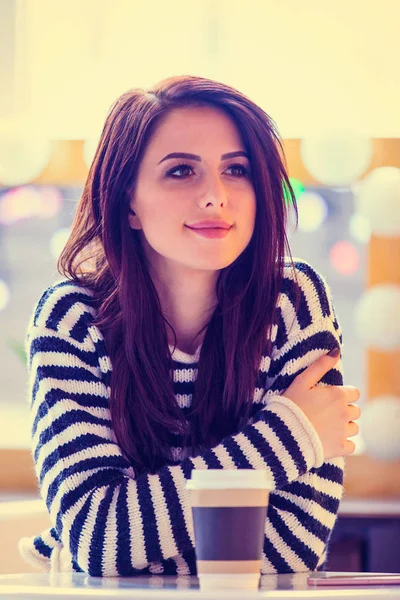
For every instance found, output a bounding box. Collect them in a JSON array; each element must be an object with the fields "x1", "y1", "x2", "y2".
[
  {"x1": 23, "y1": 266, "x2": 340, "y2": 576},
  {"x1": 256, "y1": 260, "x2": 345, "y2": 573}
]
